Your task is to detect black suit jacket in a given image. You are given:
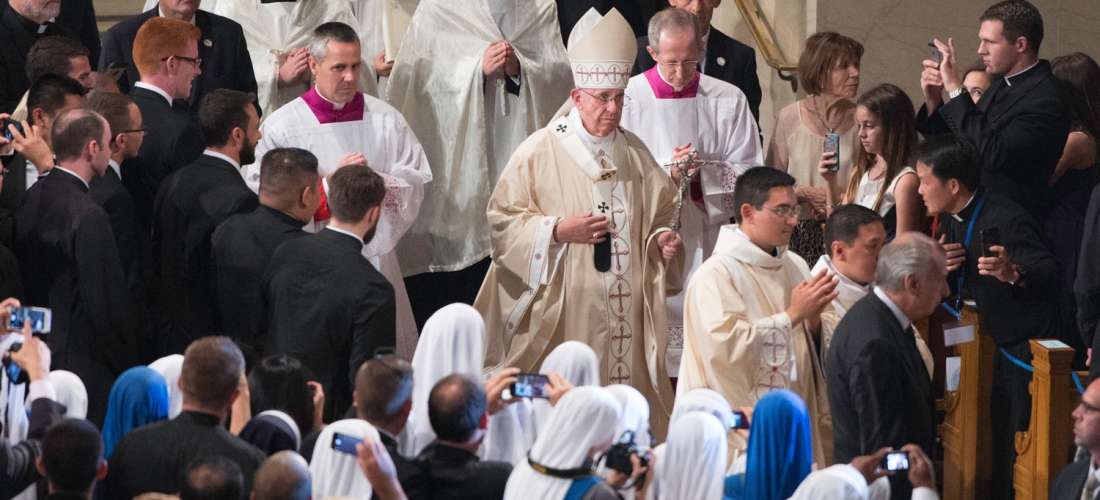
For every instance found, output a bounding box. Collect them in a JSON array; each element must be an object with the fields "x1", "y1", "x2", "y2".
[
  {"x1": 262, "y1": 228, "x2": 396, "y2": 421},
  {"x1": 1050, "y1": 458, "x2": 1090, "y2": 500},
  {"x1": 0, "y1": 398, "x2": 66, "y2": 500},
  {"x1": 0, "y1": 0, "x2": 100, "y2": 64},
  {"x1": 917, "y1": 60, "x2": 1070, "y2": 224},
  {"x1": 0, "y1": 153, "x2": 30, "y2": 216},
  {"x1": 122, "y1": 86, "x2": 205, "y2": 238},
  {"x1": 376, "y1": 431, "x2": 429, "y2": 500},
  {"x1": 90, "y1": 167, "x2": 147, "y2": 301},
  {"x1": 98, "y1": 6, "x2": 259, "y2": 116},
  {"x1": 102, "y1": 411, "x2": 266, "y2": 500},
  {"x1": 633, "y1": 26, "x2": 763, "y2": 123},
  {"x1": 211, "y1": 205, "x2": 307, "y2": 353},
  {"x1": 826, "y1": 292, "x2": 934, "y2": 500},
  {"x1": 153, "y1": 153, "x2": 258, "y2": 354},
  {"x1": 415, "y1": 442, "x2": 512, "y2": 500},
  {"x1": 15, "y1": 168, "x2": 137, "y2": 427},
  {"x1": 0, "y1": 6, "x2": 77, "y2": 113},
  {"x1": 1078, "y1": 184, "x2": 1100, "y2": 381}
]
